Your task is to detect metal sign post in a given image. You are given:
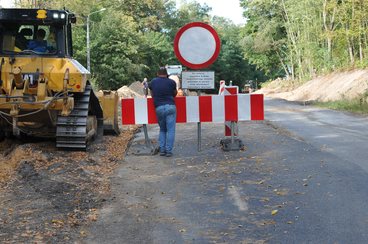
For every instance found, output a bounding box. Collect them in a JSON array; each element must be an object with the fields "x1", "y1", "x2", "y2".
[
  {"x1": 181, "y1": 73, "x2": 214, "y2": 152},
  {"x1": 197, "y1": 90, "x2": 201, "y2": 152}
]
